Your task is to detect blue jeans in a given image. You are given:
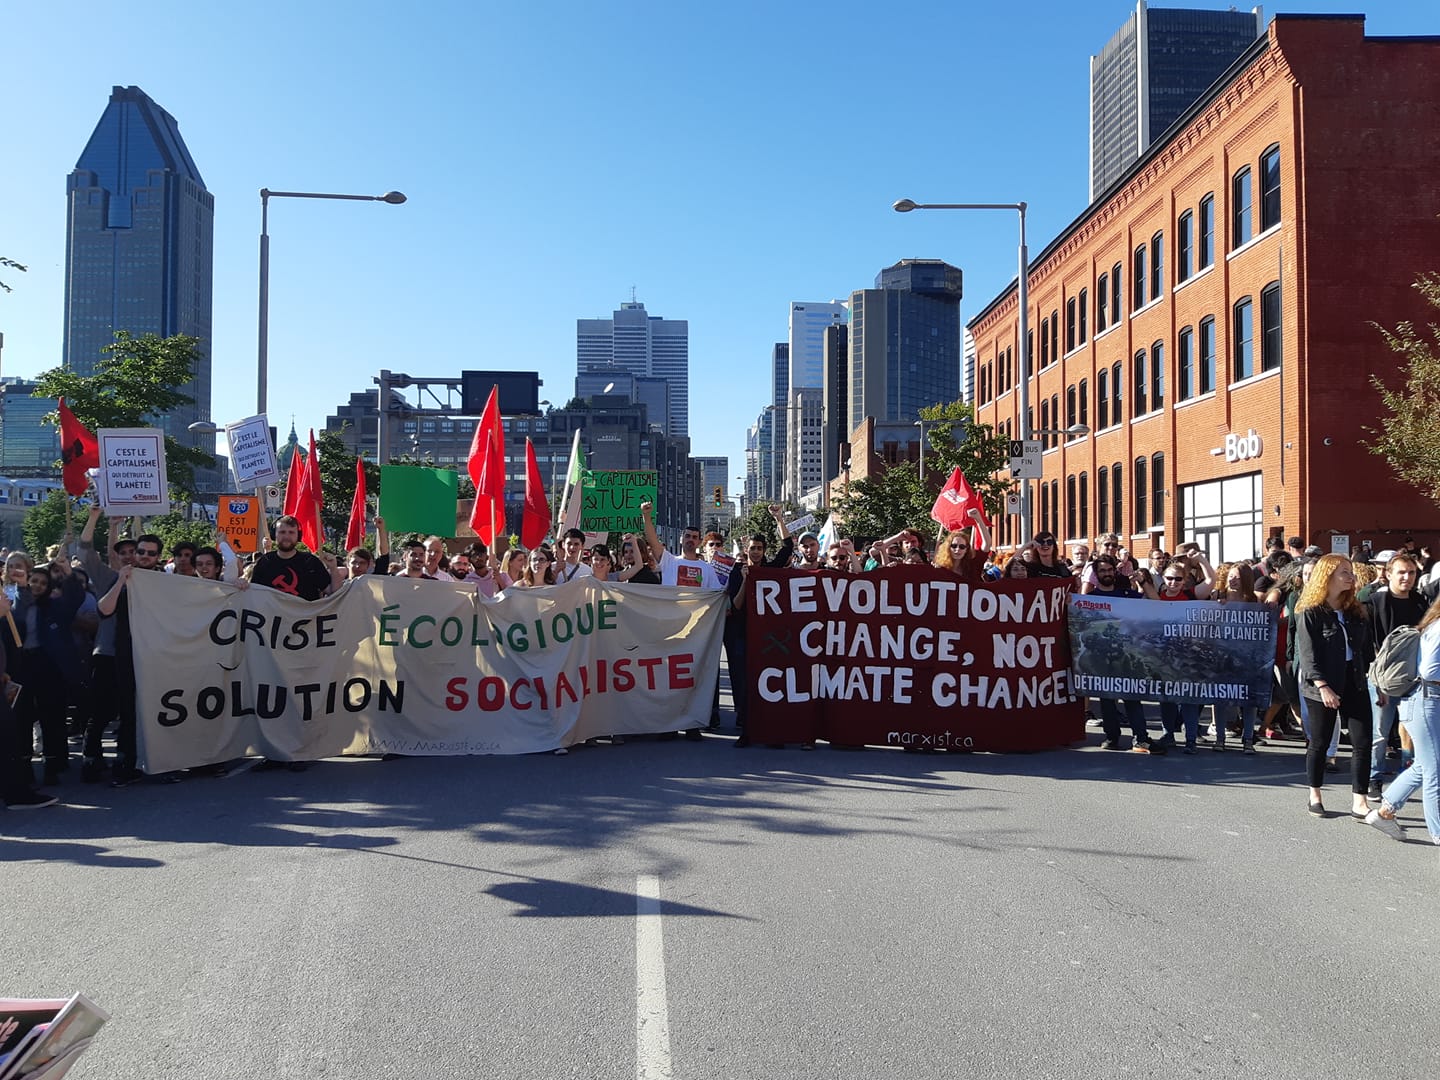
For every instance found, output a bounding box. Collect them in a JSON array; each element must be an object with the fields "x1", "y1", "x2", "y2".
[
  {"x1": 1099, "y1": 698, "x2": 1148, "y2": 743},
  {"x1": 1381, "y1": 688, "x2": 1440, "y2": 844},
  {"x1": 1369, "y1": 677, "x2": 1403, "y2": 778},
  {"x1": 1161, "y1": 702, "x2": 1202, "y2": 747},
  {"x1": 1211, "y1": 703, "x2": 1258, "y2": 746}
]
